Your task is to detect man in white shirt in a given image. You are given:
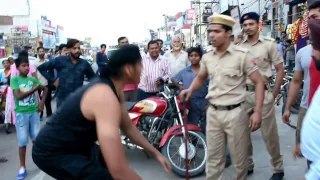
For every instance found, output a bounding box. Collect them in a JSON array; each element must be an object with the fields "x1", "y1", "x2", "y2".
[
  {"x1": 300, "y1": 85, "x2": 320, "y2": 179},
  {"x1": 164, "y1": 35, "x2": 190, "y2": 76},
  {"x1": 35, "y1": 47, "x2": 52, "y2": 118}
]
